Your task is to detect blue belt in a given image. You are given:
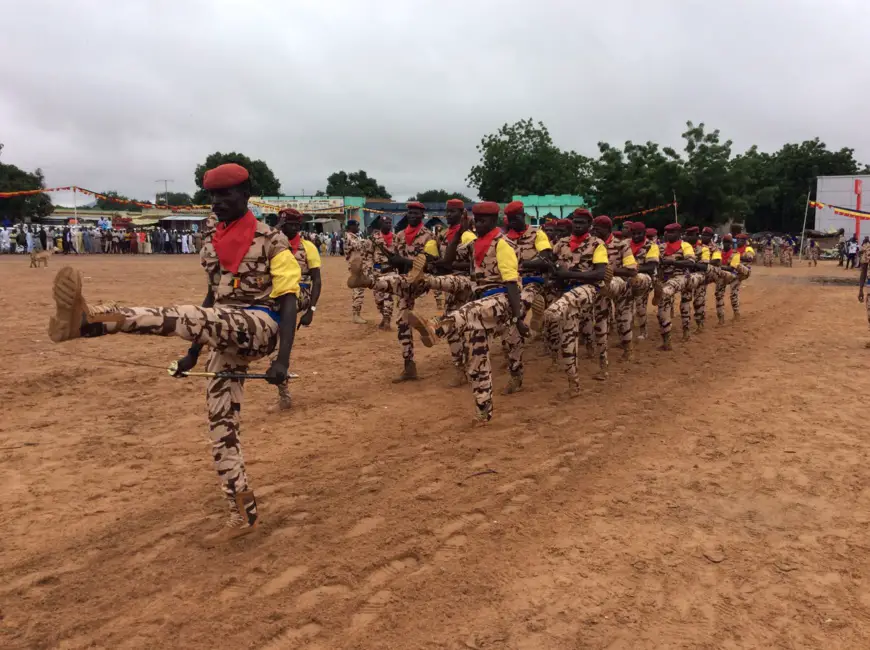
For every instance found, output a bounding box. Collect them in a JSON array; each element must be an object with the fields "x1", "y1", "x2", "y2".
[
  {"x1": 299, "y1": 282, "x2": 310, "y2": 289},
  {"x1": 479, "y1": 287, "x2": 507, "y2": 298},
  {"x1": 246, "y1": 306, "x2": 281, "y2": 324},
  {"x1": 521, "y1": 276, "x2": 545, "y2": 285}
]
